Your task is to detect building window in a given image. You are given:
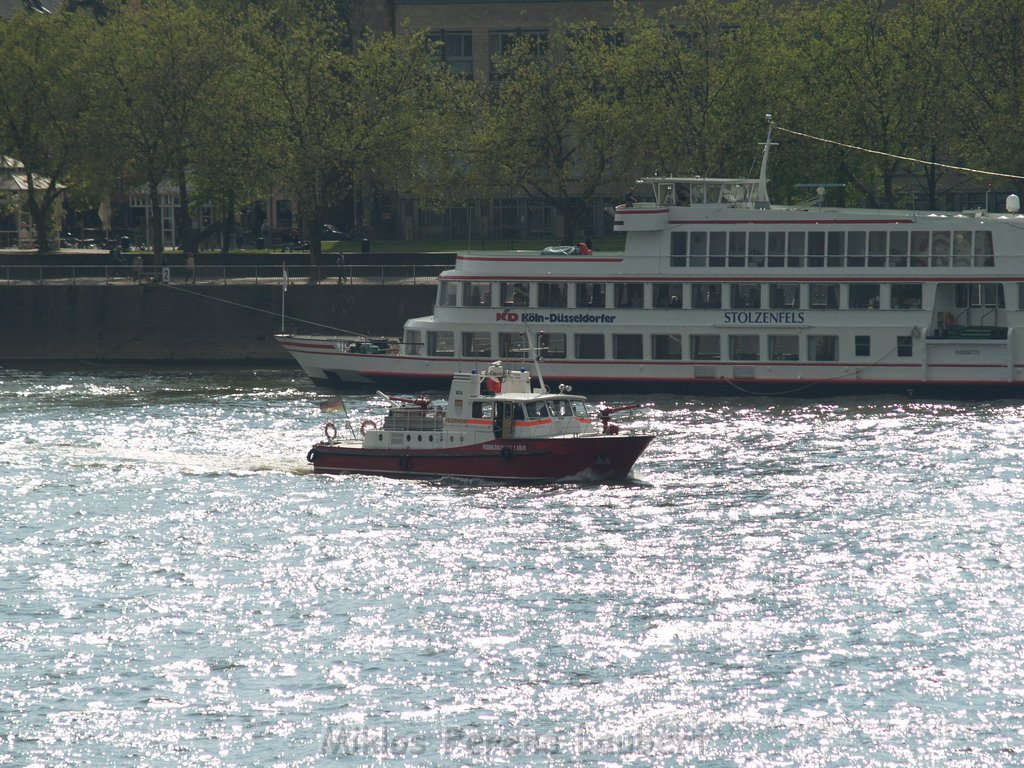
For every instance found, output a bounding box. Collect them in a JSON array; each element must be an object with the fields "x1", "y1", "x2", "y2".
[
  {"x1": 427, "y1": 31, "x2": 474, "y2": 78},
  {"x1": 891, "y1": 283, "x2": 923, "y2": 310},
  {"x1": 855, "y1": 335, "x2": 871, "y2": 356},
  {"x1": 653, "y1": 283, "x2": 684, "y2": 308},
  {"x1": 652, "y1": 334, "x2": 682, "y2": 360},
  {"x1": 612, "y1": 334, "x2": 643, "y2": 359},
  {"x1": 538, "y1": 282, "x2": 567, "y2": 308},
  {"x1": 691, "y1": 283, "x2": 721, "y2": 309},
  {"x1": 462, "y1": 332, "x2": 491, "y2": 357},
  {"x1": 489, "y1": 30, "x2": 547, "y2": 81},
  {"x1": 729, "y1": 335, "x2": 760, "y2": 361},
  {"x1": 575, "y1": 333, "x2": 605, "y2": 359},
  {"x1": 809, "y1": 283, "x2": 839, "y2": 309},
  {"x1": 465, "y1": 281, "x2": 492, "y2": 306},
  {"x1": 849, "y1": 283, "x2": 881, "y2": 309},
  {"x1": 768, "y1": 335, "x2": 799, "y2": 361},
  {"x1": 500, "y1": 281, "x2": 529, "y2": 306},
  {"x1": 897, "y1": 335, "x2": 913, "y2": 357},
  {"x1": 576, "y1": 282, "x2": 606, "y2": 308},
  {"x1": 438, "y1": 281, "x2": 458, "y2": 306},
  {"x1": 730, "y1": 283, "x2": 761, "y2": 308},
  {"x1": 808, "y1": 335, "x2": 838, "y2": 361},
  {"x1": 769, "y1": 283, "x2": 800, "y2": 309},
  {"x1": 614, "y1": 283, "x2": 644, "y2": 308},
  {"x1": 690, "y1": 334, "x2": 720, "y2": 360},
  {"x1": 537, "y1": 332, "x2": 566, "y2": 359},
  {"x1": 427, "y1": 331, "x2": 454, "y2": 356}
]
